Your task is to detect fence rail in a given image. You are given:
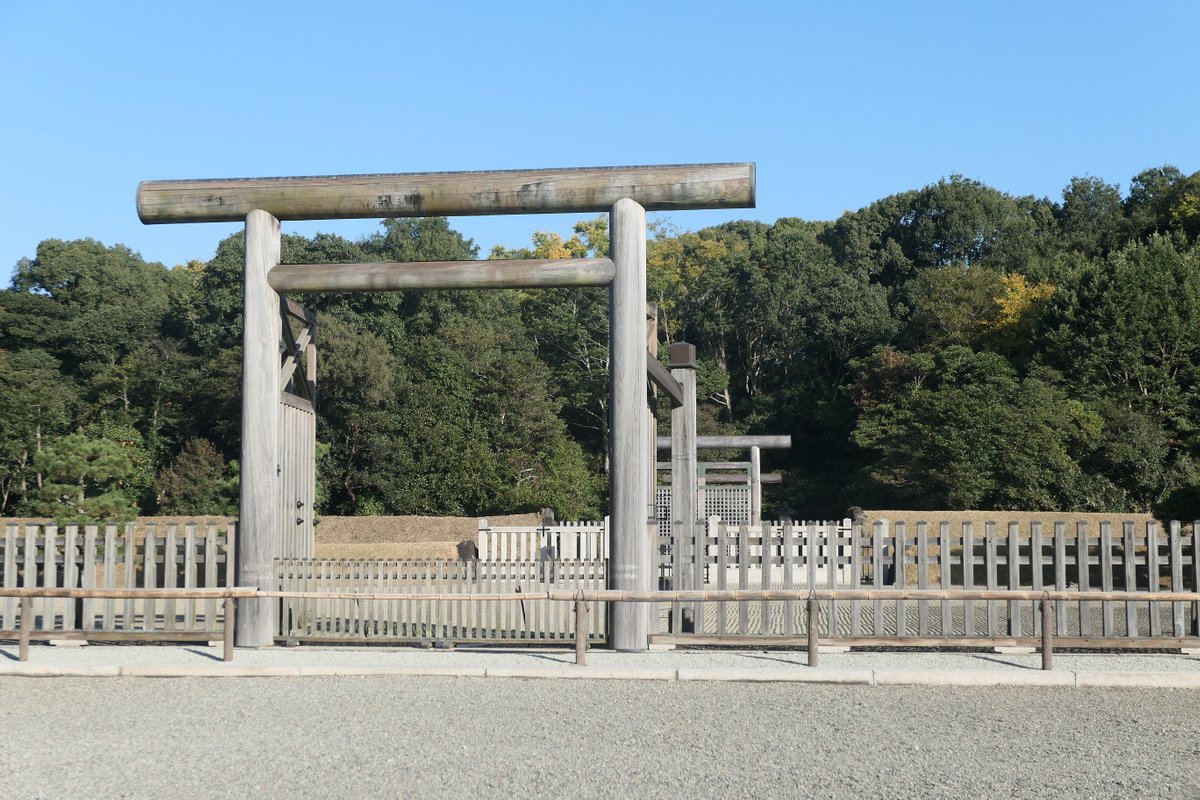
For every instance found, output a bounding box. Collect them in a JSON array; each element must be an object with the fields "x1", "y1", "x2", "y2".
[{"x1": 1, "y1": 522, "x2": 236, "y2": 636}]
